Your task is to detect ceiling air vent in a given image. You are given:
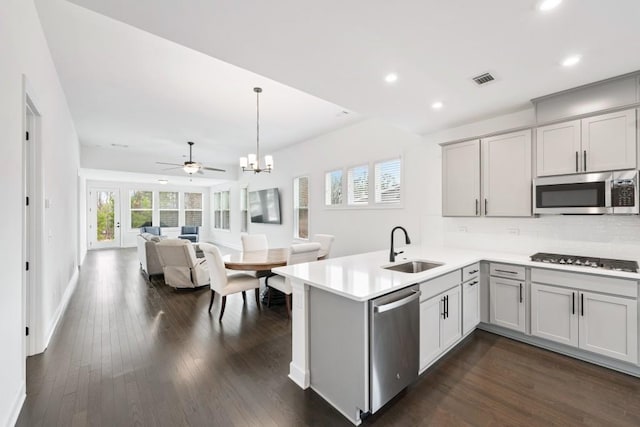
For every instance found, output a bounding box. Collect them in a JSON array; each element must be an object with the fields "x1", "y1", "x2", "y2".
[{"x1": 472, "y1": 72, "x2": 495, "y2": 86}]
